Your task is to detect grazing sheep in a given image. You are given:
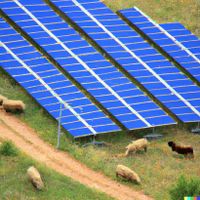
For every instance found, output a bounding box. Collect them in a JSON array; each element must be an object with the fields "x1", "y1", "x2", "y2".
[
  {"x1": 116, "y1": 164, "x2": 141, "y2": 184},
  {"x1": 168, "y1": 141, "x2": 194, "y2": 159},
  {"x1": 0, "y1": 95, "x2": 7, "y2": 106},
  {"x1": 125, "y1": 138, "x2": 148, "y2": 156},
  {"x1": 27, "y1": 166, "x2": 44, "y2": 190},
  {"x1": 2, "y1": 99, "x2": 25, "y2": 113}
]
